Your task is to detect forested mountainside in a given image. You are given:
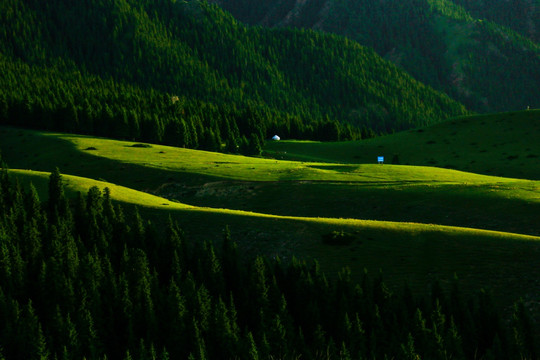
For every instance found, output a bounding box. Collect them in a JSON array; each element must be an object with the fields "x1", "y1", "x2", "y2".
[
  {"x1": 0, "y1": 0, "x2": 467, "y2": 151},
  {"x1": 452, "y1": 0, "x2": 539, "y2": 42},
  {"x1": 212, "y1": 0, "x2": 540, "y2": 113},
  {"x1": 0, "y1": 167, "x2": 537, "y2": 359}
]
